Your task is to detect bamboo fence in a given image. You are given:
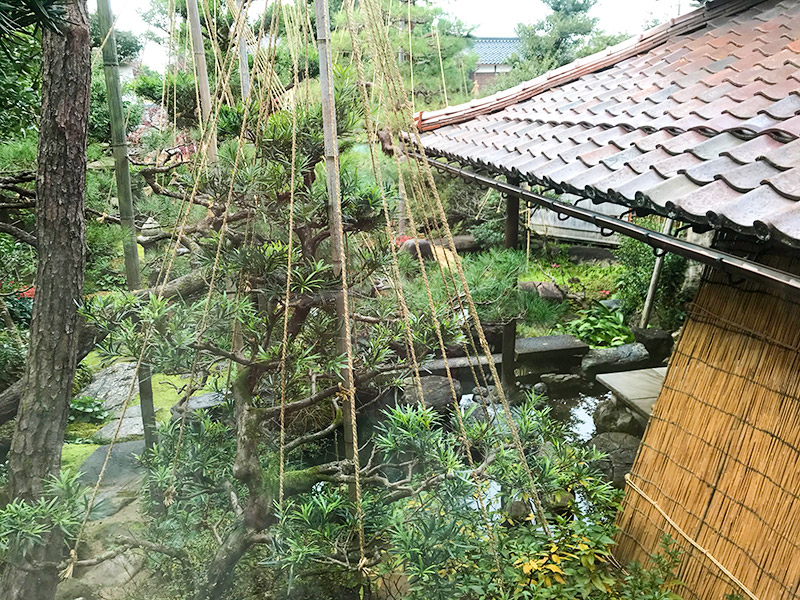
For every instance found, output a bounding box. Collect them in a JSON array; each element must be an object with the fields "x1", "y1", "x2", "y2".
[{"x1": 615, "y1": 241, "x2": 800, "y2": 600}]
